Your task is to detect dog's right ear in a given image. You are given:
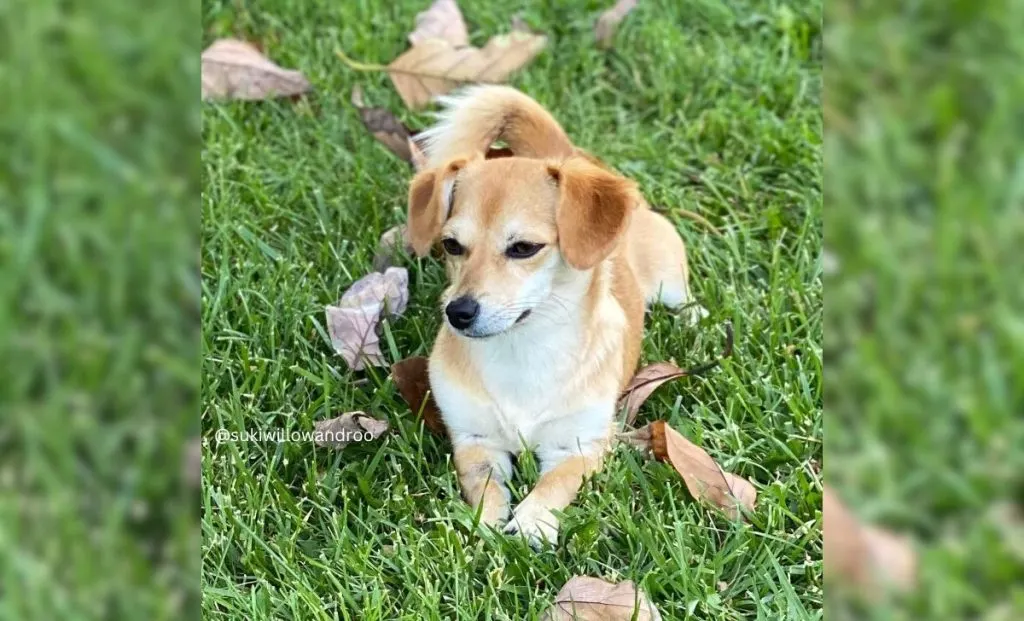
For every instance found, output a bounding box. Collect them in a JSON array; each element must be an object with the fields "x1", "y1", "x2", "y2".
[{"x1": 407, "y1": 158, "x2": 467, "y2": 256}]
